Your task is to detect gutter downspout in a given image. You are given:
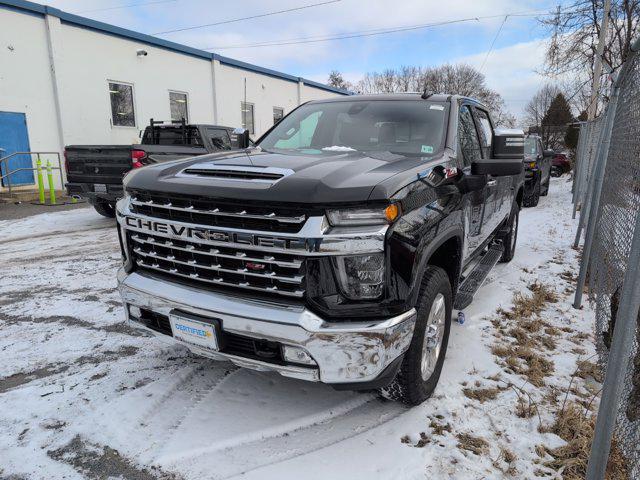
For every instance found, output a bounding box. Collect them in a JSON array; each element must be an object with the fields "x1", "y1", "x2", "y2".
[{"x1": 44, "y1": 13, "x2": 66, "y2": 185}]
